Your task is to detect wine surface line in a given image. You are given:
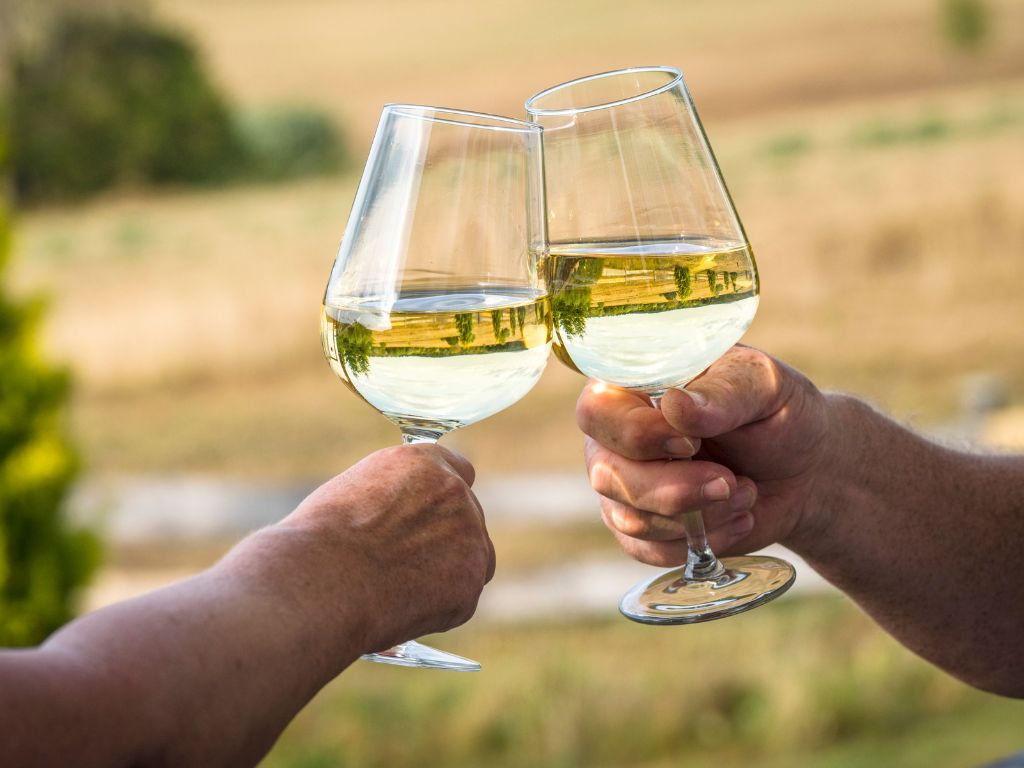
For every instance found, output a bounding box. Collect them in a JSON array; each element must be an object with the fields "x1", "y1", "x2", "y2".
[{"x1": 321, "y1": 287, "x2": 552, "y2": 432}]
